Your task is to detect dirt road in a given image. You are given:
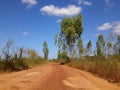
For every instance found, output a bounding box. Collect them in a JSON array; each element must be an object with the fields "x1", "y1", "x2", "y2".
[{"x1": 0, "y1": 63, "x2": 120, "y2": 90}]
